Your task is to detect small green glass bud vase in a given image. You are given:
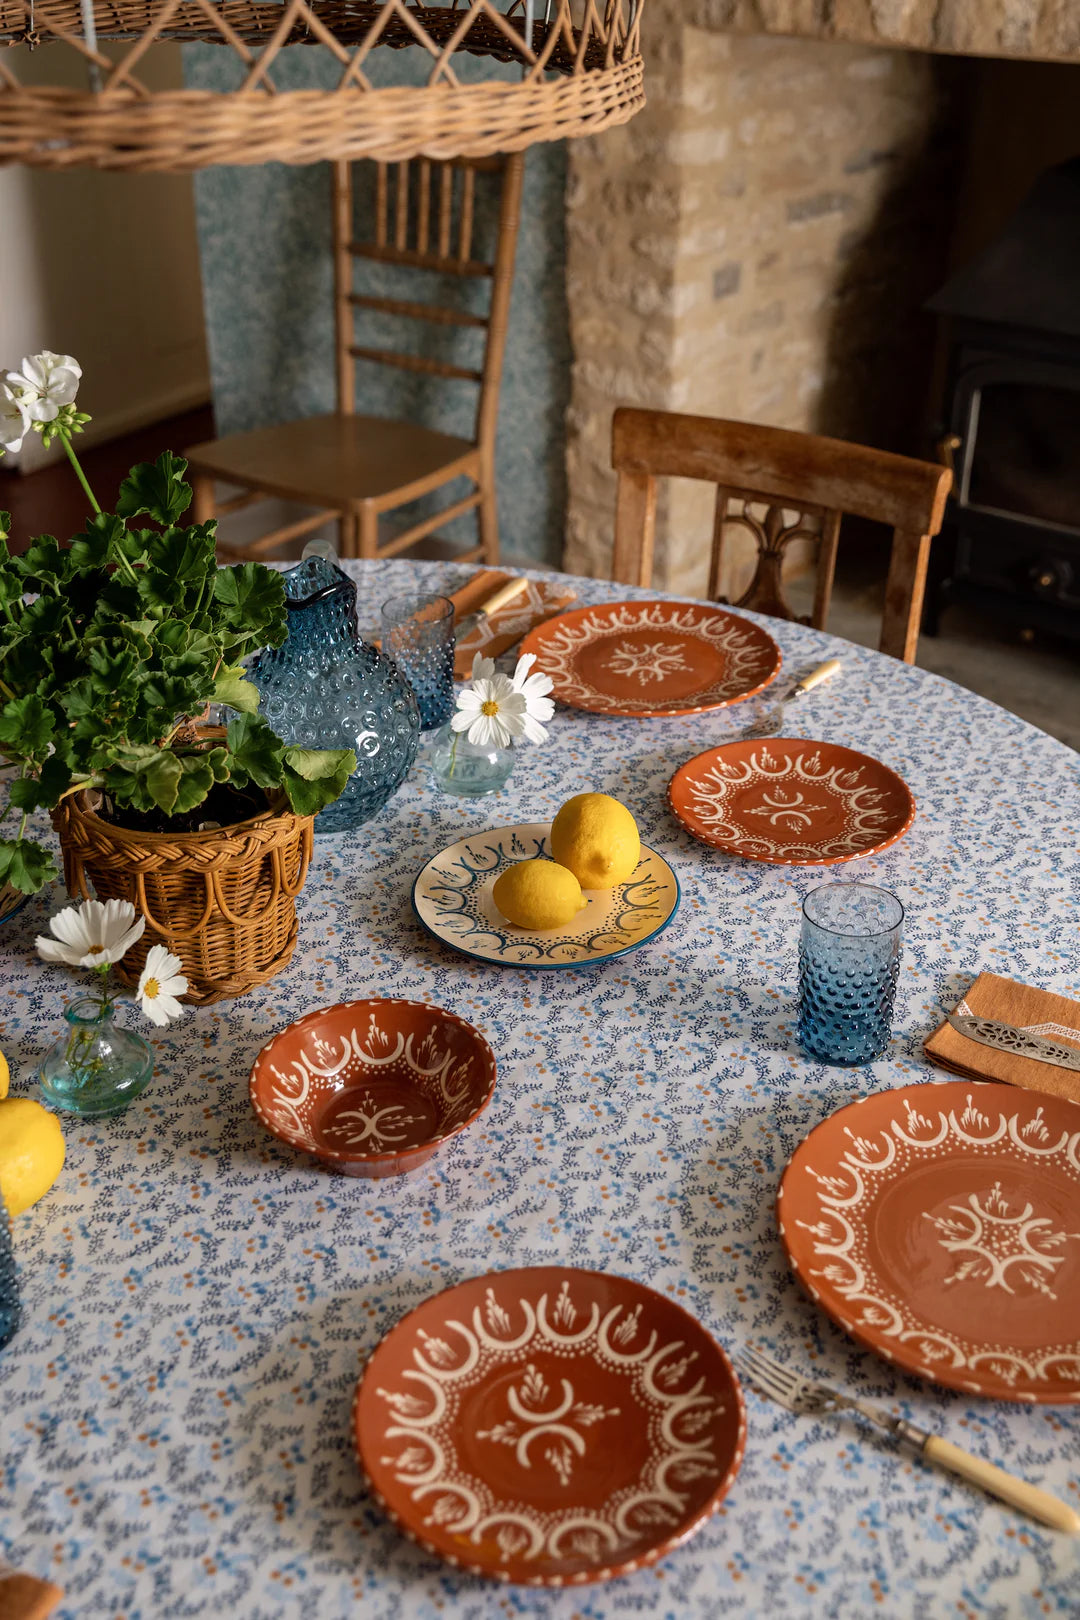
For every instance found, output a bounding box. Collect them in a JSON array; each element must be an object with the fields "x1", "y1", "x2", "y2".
[
  {"x1": 429, "y1": 722, "x2": 516, "y2": 797},
  {"x1": 39, "y1": 997, "x2": 154, "y2": 1117}
]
